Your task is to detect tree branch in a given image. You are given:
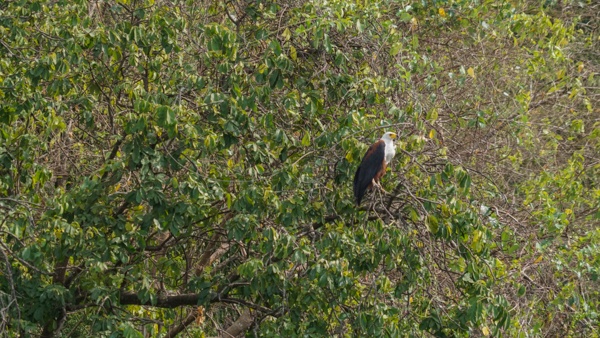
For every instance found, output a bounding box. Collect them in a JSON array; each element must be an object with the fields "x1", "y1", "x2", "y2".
[
  {"x1": 165, "y1": 309, "x2": 198, "y2": 338},
  {"x1": 223, "y1": 308, "x2": 253, "y2": 338},
  {"x1": 118, "y1": 292, "x2": 274, "y2": 314},
  {"x1": 119, "y1": 293, "x2": 202, "y2": 308}
]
